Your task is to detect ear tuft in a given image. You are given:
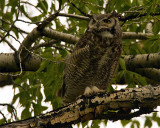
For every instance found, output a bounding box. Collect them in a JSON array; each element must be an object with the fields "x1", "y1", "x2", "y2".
[{"x1": 111, "y1": 10, "x2": 118, "y2": 17}]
